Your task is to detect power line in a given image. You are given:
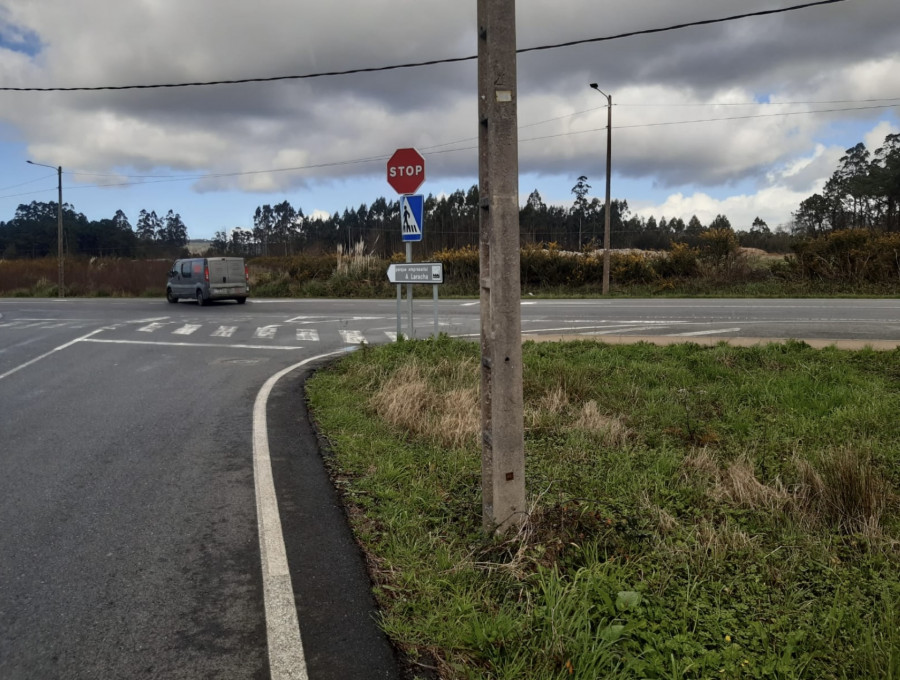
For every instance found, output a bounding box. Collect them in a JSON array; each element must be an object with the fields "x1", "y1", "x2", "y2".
[
  {"x1": 0, "y1": 0, "x2": 849, "y2": 93},
  {"x1": 423, "y1": 102, "x2": 899, "y2": 154},
  {"x1": 617, "y1": 96, "x2": 900, "y2": 108},
  {"x1": 4, "y1": 100, "x2": 891, "y2": 201}
]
